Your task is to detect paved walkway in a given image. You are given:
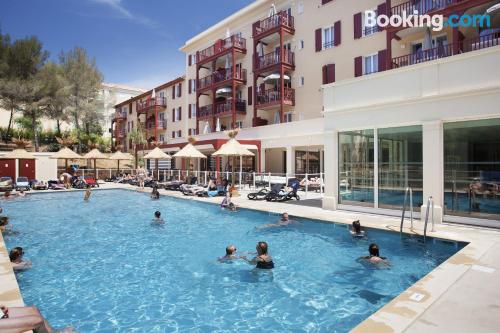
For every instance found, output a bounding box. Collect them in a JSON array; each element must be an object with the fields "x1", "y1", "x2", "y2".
[{"x1": 1, "y1": 183, "x2": 499, "y2": 333}]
